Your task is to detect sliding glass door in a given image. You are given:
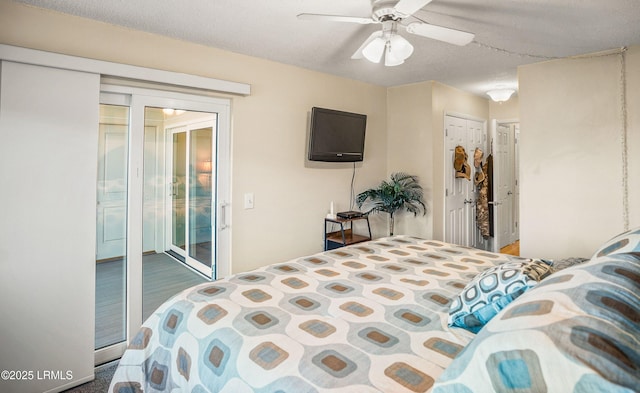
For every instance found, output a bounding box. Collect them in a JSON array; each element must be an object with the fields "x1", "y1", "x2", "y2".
[
  {"x1": 167, "y1": 121, "x2": 216, "y2": 277},
  {"x1": 95, "y1": 86, "x2": 231, "y2": 365}
]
